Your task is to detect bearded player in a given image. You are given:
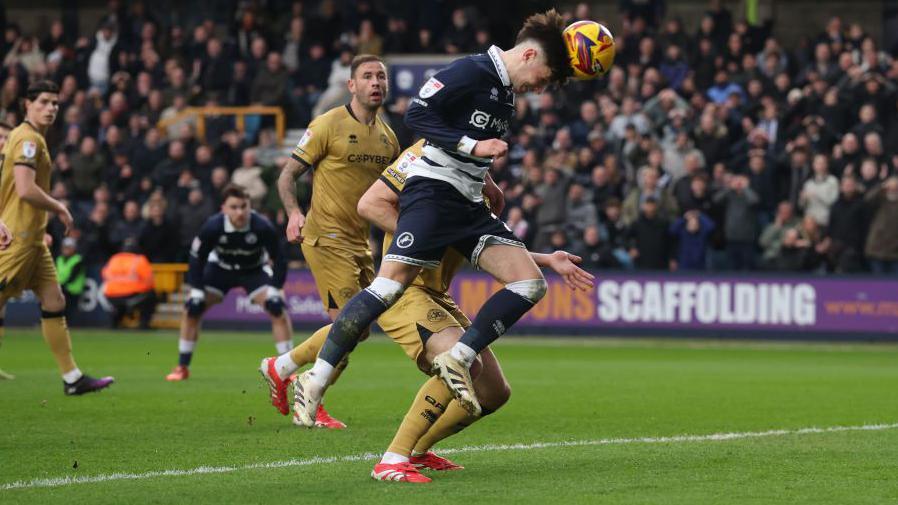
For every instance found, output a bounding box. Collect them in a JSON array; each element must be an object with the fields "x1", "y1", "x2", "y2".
[
  {"x1": 0, "y1": 81, "x2": 113, "y2": 394},
  {"x1": 292, "y1": 10, "x2": 589, "y2": 426},
  {"x1": 263, "y1": 54, "x2": 400, "y2": 427}
]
